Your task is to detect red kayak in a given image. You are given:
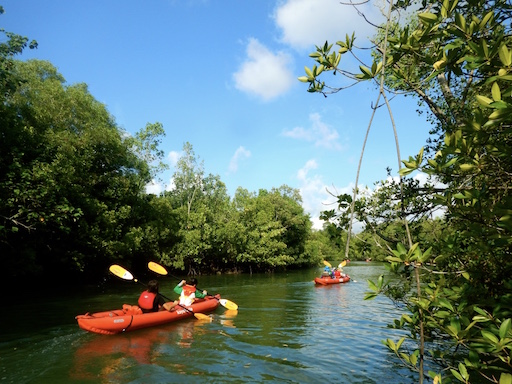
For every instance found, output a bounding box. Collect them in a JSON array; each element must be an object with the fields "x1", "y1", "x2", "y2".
[
  {"x1": 76, "y1": 295, "x2": 221, "y2": 335},
  {"x1": 314, "y1": 276, "x2": 350, "y2": 285}
]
